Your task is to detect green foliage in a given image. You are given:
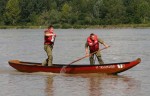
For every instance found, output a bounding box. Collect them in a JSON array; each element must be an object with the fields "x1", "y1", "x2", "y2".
[
  {"x1": 61, "y1": 3, "x2": 72, "y2": 23},
  {"x1": 51, "y1": 10, "x2": 61, "y2": 23},
  {"x1": 0, "y1": 0, "x2": 8, "y2": 24},
  {"x1": 3, "y1": 0, "x2": 20, "y2": 25},
  {"x1": 0, "y1": 0, "x2": 150, "y2": 26},
  {"x1": 136, "y1": 0, "x2": 150, "y2": 23}
]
